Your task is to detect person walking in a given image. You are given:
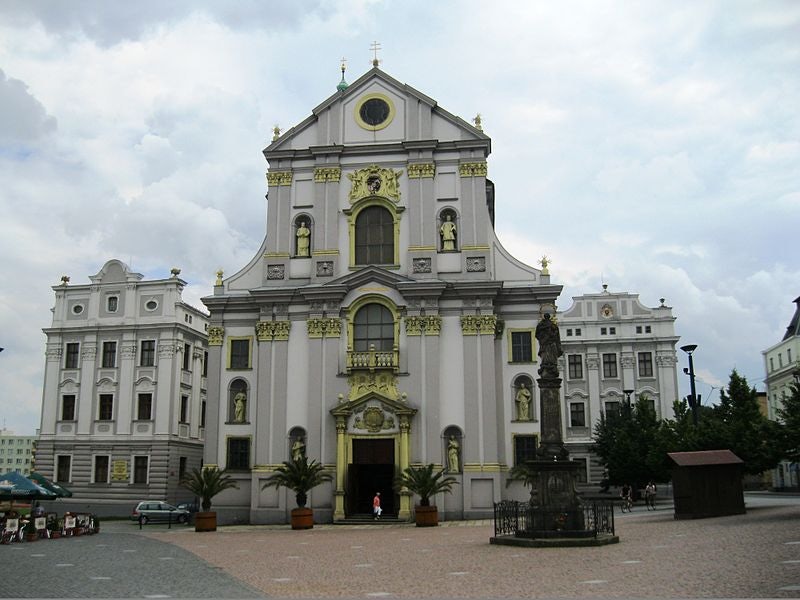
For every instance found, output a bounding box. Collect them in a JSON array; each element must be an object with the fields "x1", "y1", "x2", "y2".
[
  {"x1": 373, "y1": 492, "x2": 382, "y2": 520},
  {"x1": 620, "y1": 483, "x2": 633, "y2": 512}
]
